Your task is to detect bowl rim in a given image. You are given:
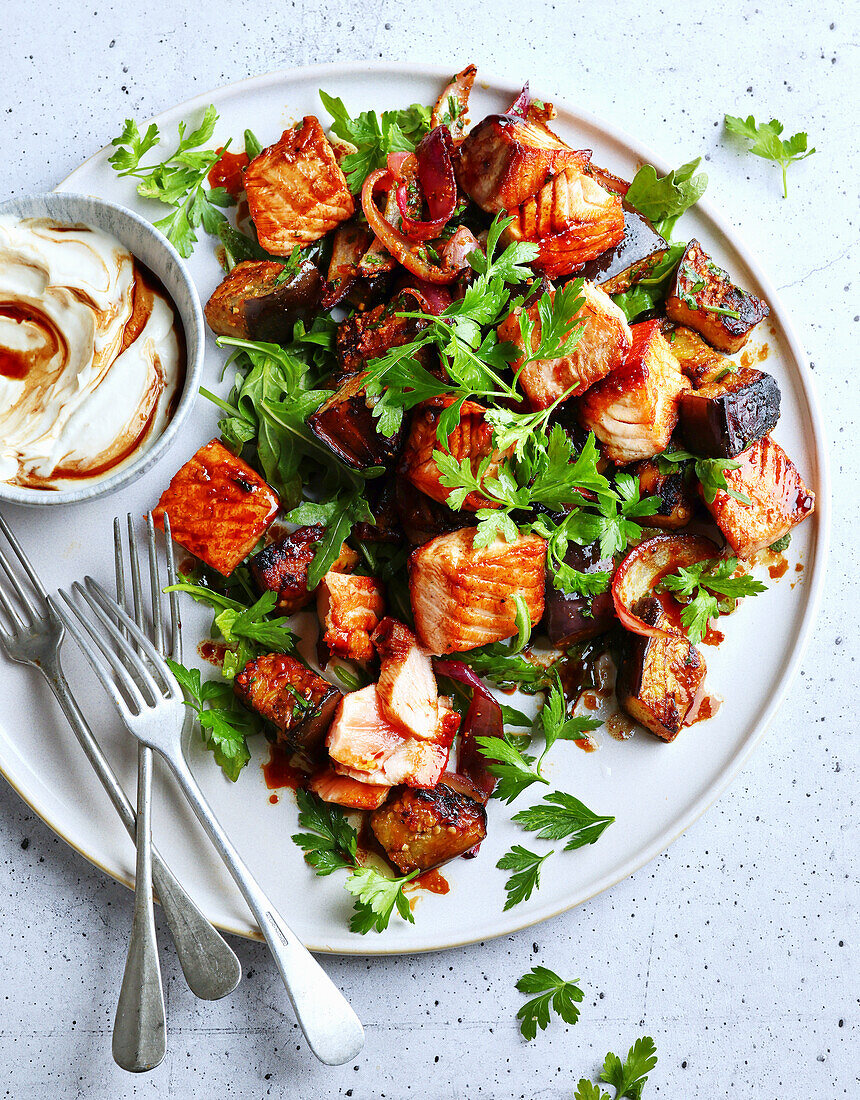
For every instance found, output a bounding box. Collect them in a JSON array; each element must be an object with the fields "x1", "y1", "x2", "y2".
[{"x1": 0, "y1": 190, "x2": 204, "y2": 507}]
